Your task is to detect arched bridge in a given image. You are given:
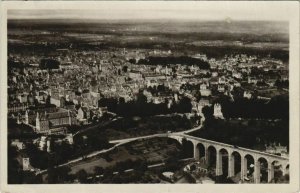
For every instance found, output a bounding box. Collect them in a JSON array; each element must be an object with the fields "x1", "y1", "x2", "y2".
[{"x1": 168, "y1": 133, "x2": 289, "y2": 183}]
